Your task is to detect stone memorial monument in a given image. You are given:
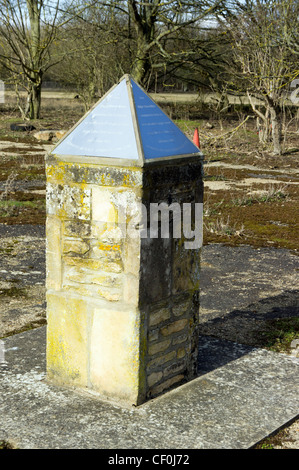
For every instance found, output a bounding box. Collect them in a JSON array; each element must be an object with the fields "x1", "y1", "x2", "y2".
[{"x1": 46, "y1": 75, "x2": 204, "y2": 406}]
